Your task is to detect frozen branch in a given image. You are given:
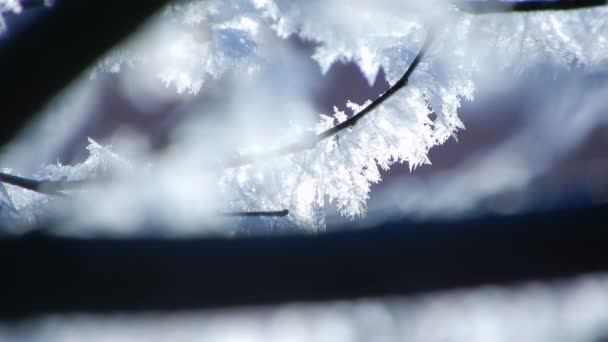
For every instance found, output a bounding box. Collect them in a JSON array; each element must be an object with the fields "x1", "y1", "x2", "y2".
[
  {"x1": 455, "y1": 0, "x2": 606, "y2": 14},
  {"x1": 222, "y1": 209, "x2": 289, "y2": 217},
  {"x1": 0, "y1": 171, "x2": 288, "y2": 217},
  {"x1": 0, "y1": 171, "x2": 84, "y2": 196},
  {"x1": 225, "y1": 31, "x2": 435, "y2": 168},
  {"x1": 317, "y1": 32, "x2": 434, "y2": 142}
]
